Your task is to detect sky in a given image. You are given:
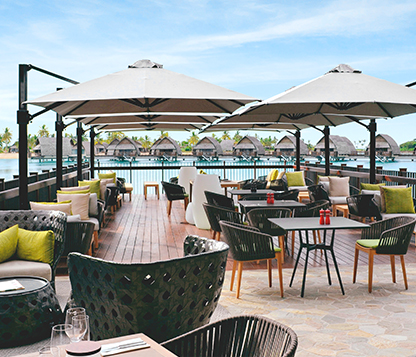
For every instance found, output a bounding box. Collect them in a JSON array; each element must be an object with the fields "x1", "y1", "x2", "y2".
[{"x1": 2, "y1": 0, "x2": 416, "y2": 148}]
